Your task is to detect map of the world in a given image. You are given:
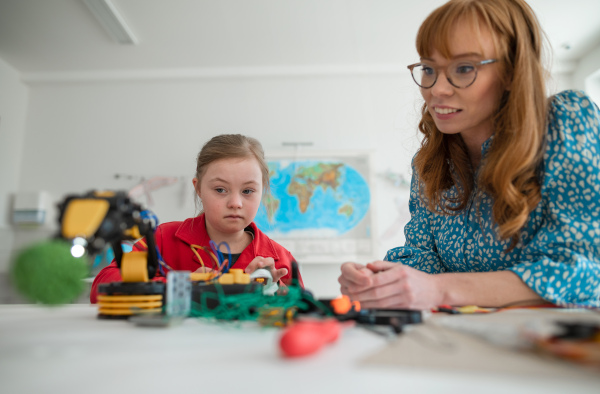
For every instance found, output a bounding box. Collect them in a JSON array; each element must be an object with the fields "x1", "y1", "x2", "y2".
[{"x1": 254, "y1": 159, "x2": 371, "y2": 238}]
